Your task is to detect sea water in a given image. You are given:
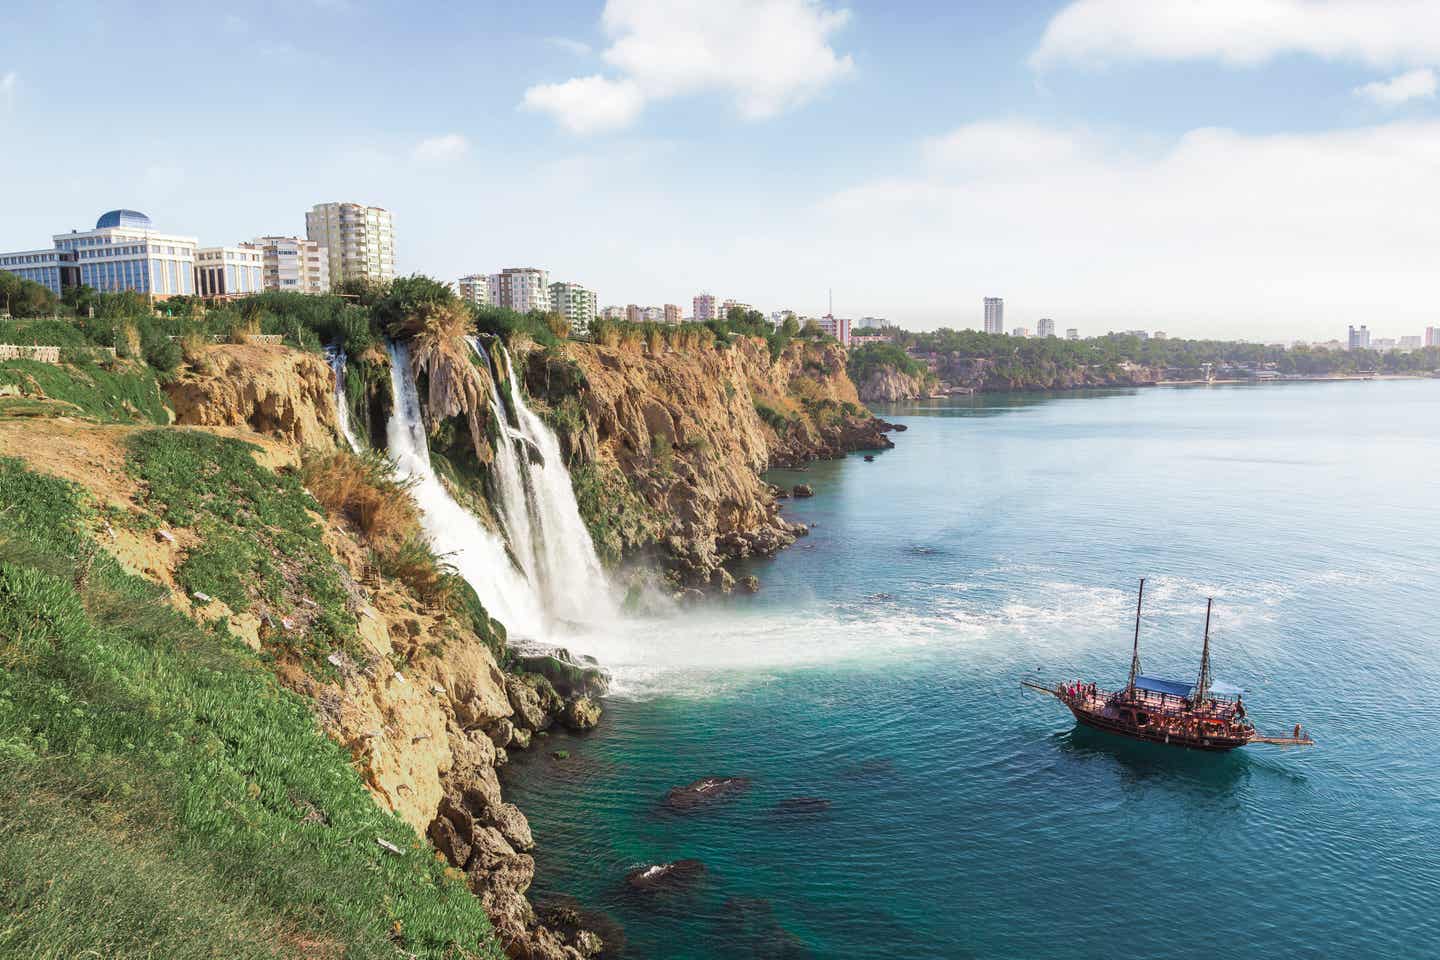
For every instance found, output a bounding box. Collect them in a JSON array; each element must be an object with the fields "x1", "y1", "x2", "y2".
[{"x1": 502, "y1": 380, "x2": 1440, "y2": 959}]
